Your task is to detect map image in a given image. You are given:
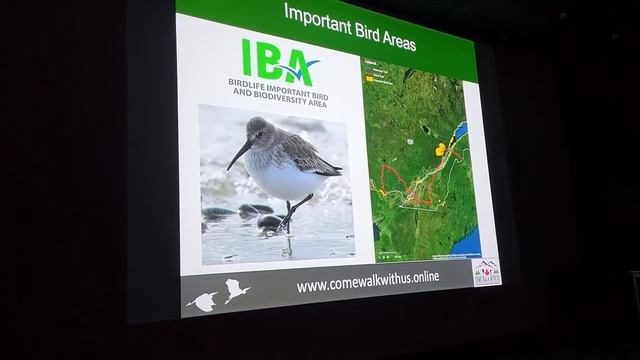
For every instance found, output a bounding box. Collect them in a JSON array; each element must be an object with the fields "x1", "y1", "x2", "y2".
[{"x1": 361, "y1": 58, "x2": 481, "y2": 262}]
